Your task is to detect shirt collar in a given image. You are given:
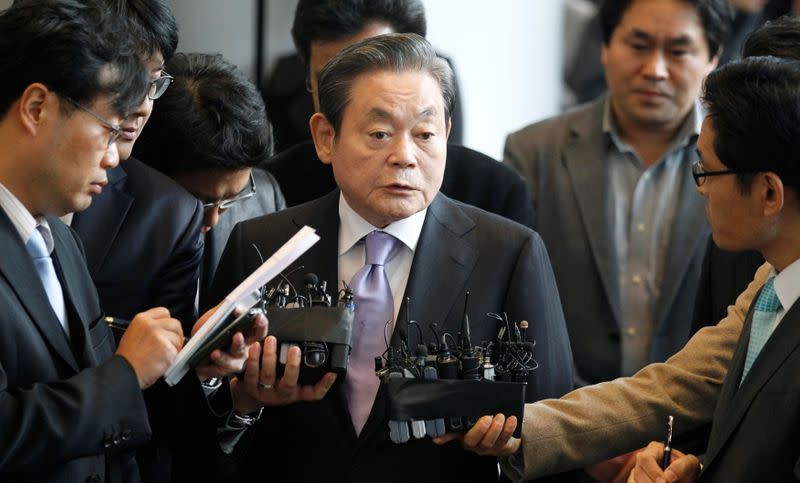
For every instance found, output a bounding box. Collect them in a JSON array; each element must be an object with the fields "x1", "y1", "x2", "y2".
[
  {"x1": 772, "y1": 257, "x2": 800, "y2": 312},
  {"x1": 0, "y1": 182, "x2": 53, "y2": 253},
  {"x1": 602, "y1": 97, "x2": 703, "y2": 153},
  {"x1": 338, "y1": 192, "x2": 427, "y2": 256}
]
